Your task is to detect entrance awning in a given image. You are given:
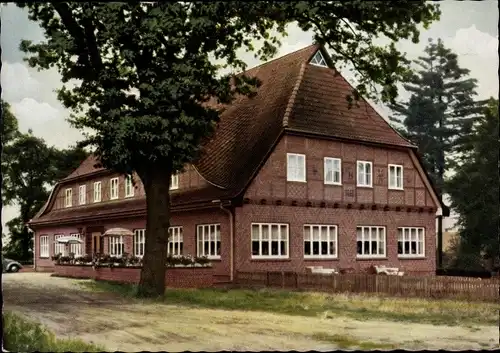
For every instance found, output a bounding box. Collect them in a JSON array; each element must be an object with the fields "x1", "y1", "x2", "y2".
[
  {"x1": 103, "y1": 228, "x2": 134, "y2": 237},
  {"x1": 56, "y1": 236, "x2": 84, "y2": 244}
]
